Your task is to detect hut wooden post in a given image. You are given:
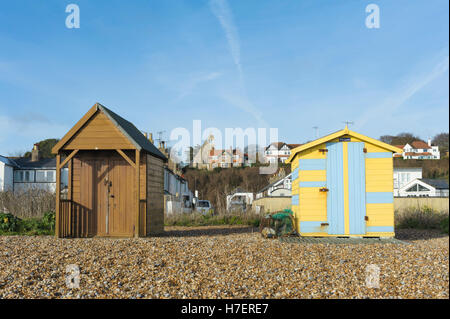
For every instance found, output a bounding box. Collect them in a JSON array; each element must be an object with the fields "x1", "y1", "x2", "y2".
[
  {"x1": 135, "y1": 149, "x2": 140, "y2": 237},
  {"x1": 55, "y1": 154, "x2": 61, "y2": 238}
]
